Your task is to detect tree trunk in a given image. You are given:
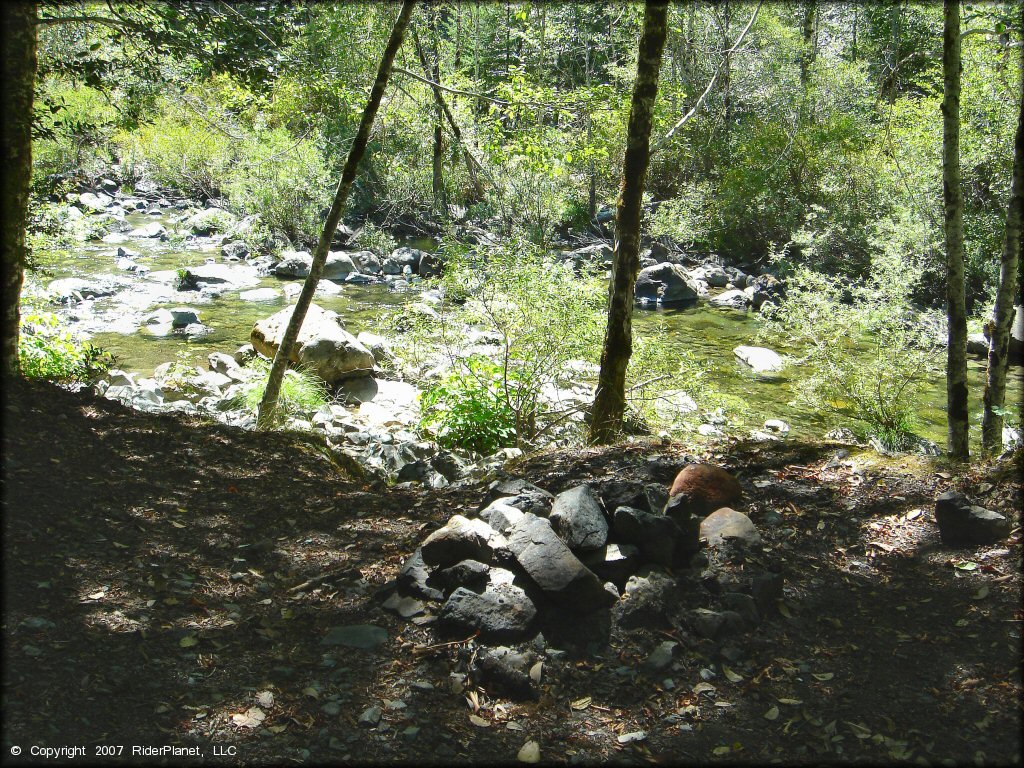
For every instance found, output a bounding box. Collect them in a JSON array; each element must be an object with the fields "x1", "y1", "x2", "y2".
[
  {"x1": 1, "y1": 2, "x2": 37, "y2": 380},
  {"x1": 800, "y1": 1, "x2": 816, "y2": 88},
  {"x1": 429, "y1": 8, "x2": 446, "y2": 211},
  {"x1": 590, "y1": 0, "x2": 669, "y2": 444},
  {"x1": 257, "y1": 0, "x2": 417, "y2": 428},
  {"x1": 723, "y1": 0, "x2": 732, "y2": 142},
  {"x1": 942, "y1": 0, "x2": 969, "y2": 459},
  {"x1": 982, "y1": 20, "x2": 1024, "y2": 452},
  {"x1": 885, "y1": 2, "x2": 901, "y2": 103}
]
